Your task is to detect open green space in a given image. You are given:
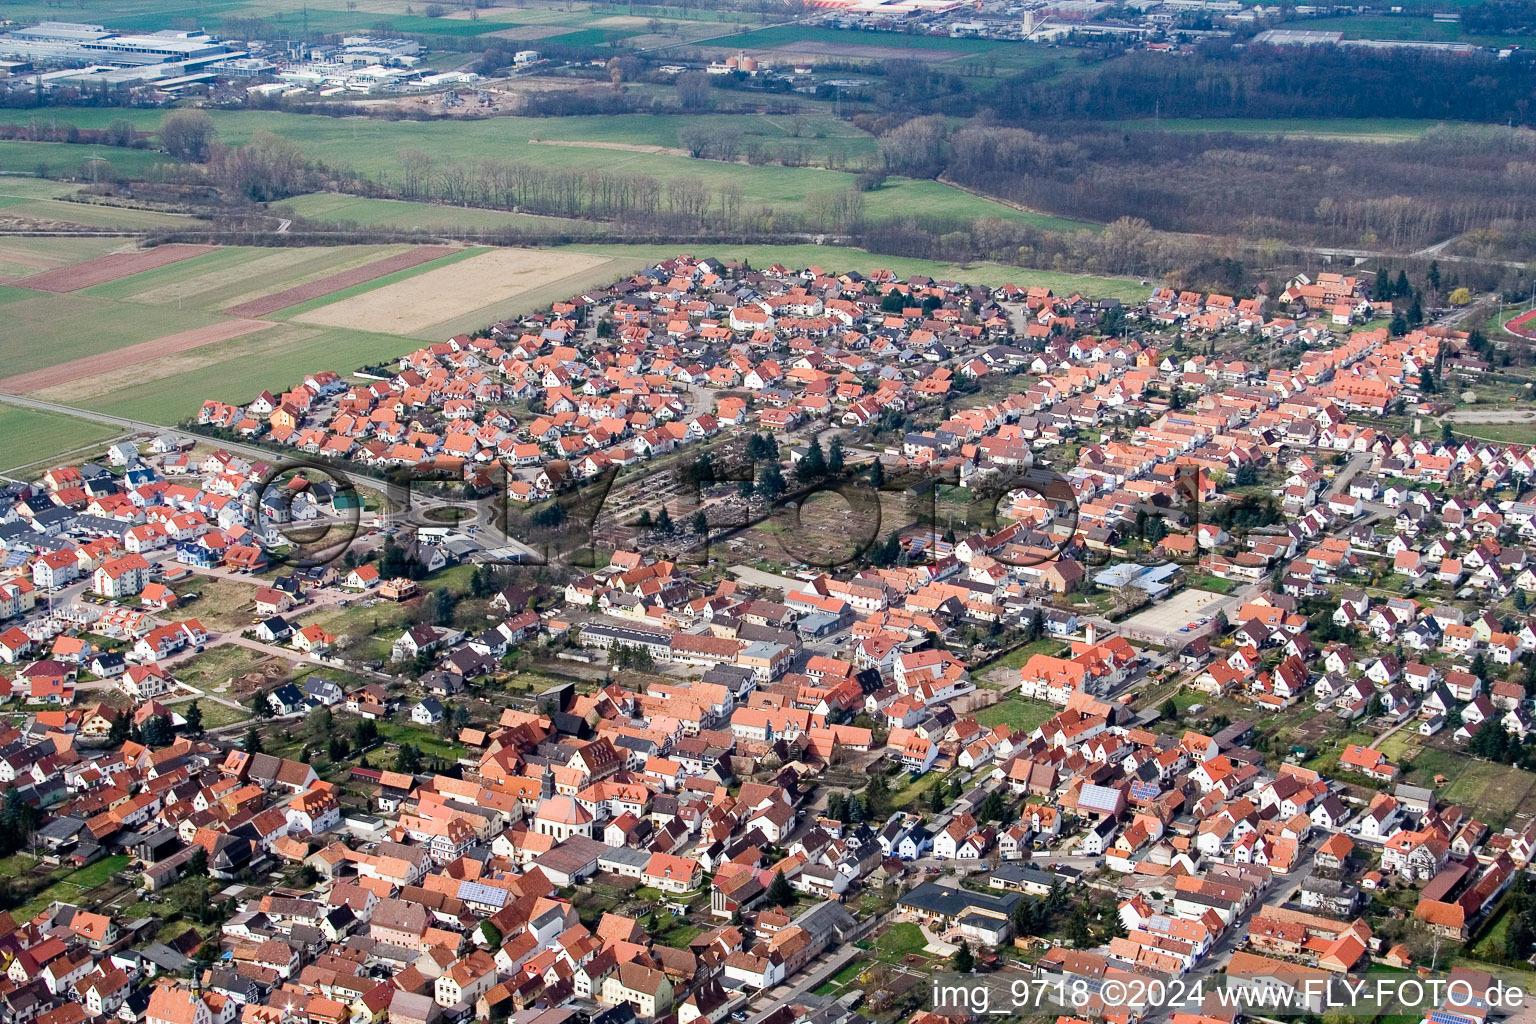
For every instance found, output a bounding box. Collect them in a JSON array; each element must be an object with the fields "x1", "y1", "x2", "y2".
[
  {"x1": 33, "y1": 108, "x2": 1061, "y2": 227},
  {"x1": 0, "y1": 291, "x2": 222, "y2": 377},
  {"x1": 1441, "y1": 421, "x2": 1536, "y2": 445},
  {"x1": 981, "y1": 637, "x2": 1071, "y2": 672},
  {"x1": 279, "y1": 193, "x2": 585, "y2": 234},
  {"x1": 12, "y1": 854, "x2": 132, "y2": 920},
  {"x1": 0, "y1": 141, "x2": 184, "y2": 181},
  {"x1": 557, "y1": 242, "x2": 1144, "y2": 300},
  {"x1": 1278, "y1": 15, "x2": 1530, "y2": 47},
  {"x1": 375, "y1": 719, "x2": 467, "y2": 763},
  {"x1": 873, "y1": 922, "x2": 928, "y2": 961},
  {"x1": 0, "y1": 406, "x2": 122, "y2": 473},
  {"x1": 973, "y1": 696, "x2": 1058, "y2": 732}
]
